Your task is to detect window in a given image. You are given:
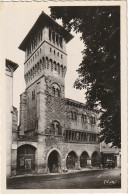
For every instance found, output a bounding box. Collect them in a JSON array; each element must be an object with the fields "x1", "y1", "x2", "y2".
[
  {"x1": 73, "y1": 112, "x2": 77, "y2": 120},
  {"x1": 32, "y1": 91, "x2": 35, "y2": 100},
  {"x1": 60, "y1": 37, "x2": 63, "y2": 48},
  {"x1": 90, "y1": 116, "x2": 96, "y2": 125},
  {"x1": 82, "y1": 114, "x2": 87, "y2": 123},
  {"x1": 57, "y1": 52, "x2": 59, "y2": 57},
  {"x1": 54, "y1": 50, "x2": 56, "y2": 55},
  {"x1": 50, "y1": 47, "x2": 52, "y2": 52},
  {"x1": 56, "y1": 35, "x2": 58, "y2": 44},
  {"x1": 52, "y1": 83, "x2": 61, "y2": 97},
  {"x1": 49, "y1": 29, "x2": 51, "y2": 40},
  {"x1": 51, "y1": 121, "x2": 62, "y2": 136},
  {"x1": 61, "y1": 54, "x2": 63, "y2": 59},
  {"x1": 70, "y1": 111, "x2": 77, "y2": 120},
  {"x1": 52, "y1": 31, "x2": 55, "y2": 43}
]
